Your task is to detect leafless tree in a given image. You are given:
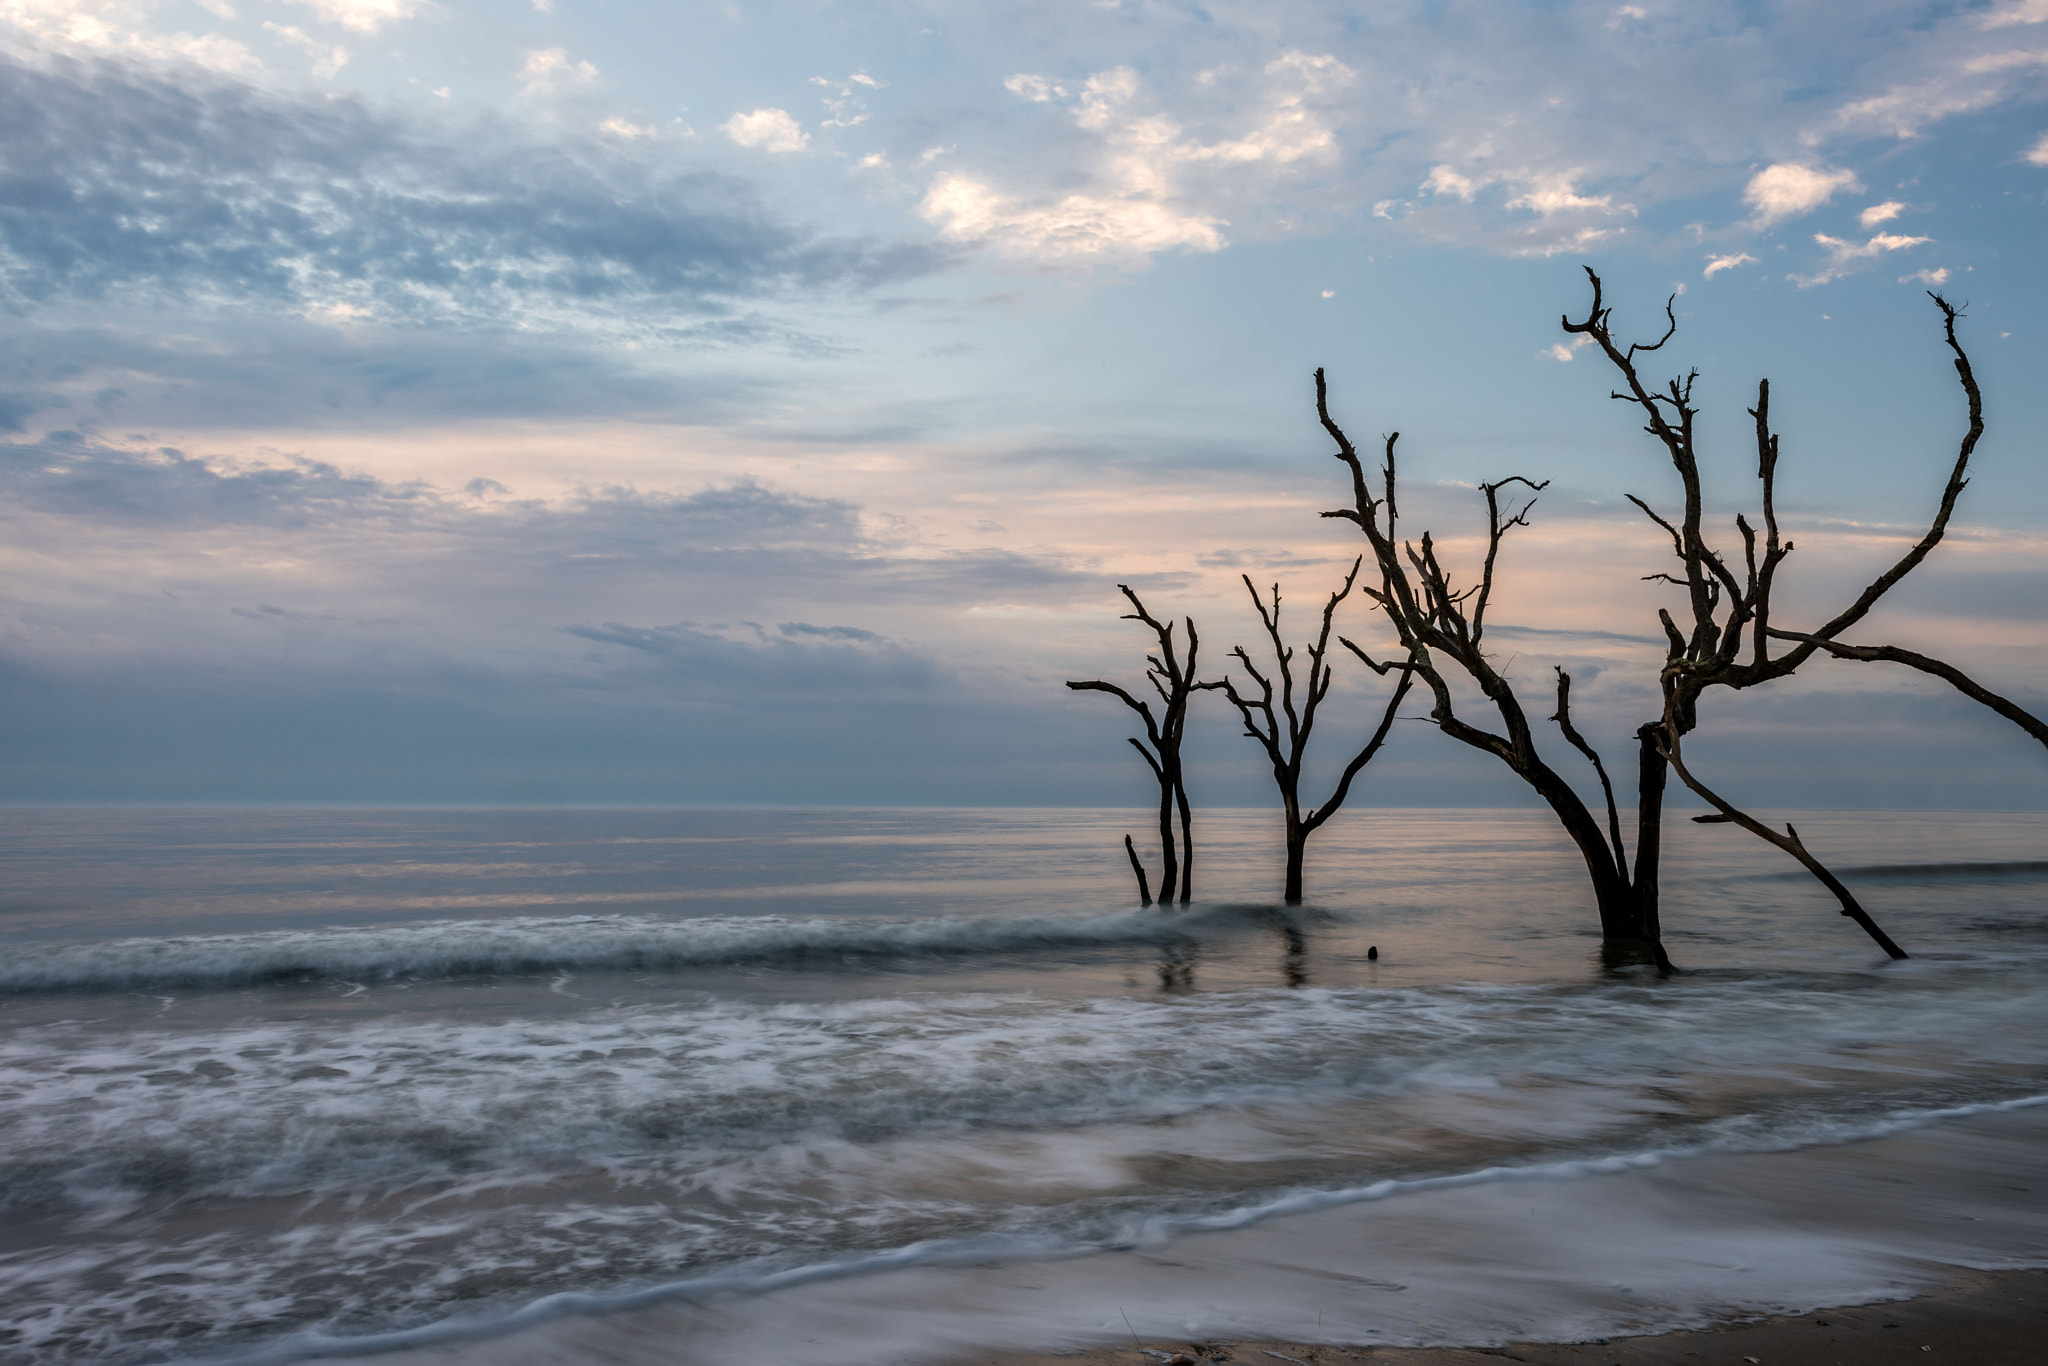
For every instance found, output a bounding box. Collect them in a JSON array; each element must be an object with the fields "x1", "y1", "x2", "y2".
[
  {"x1": 1068, "y1": 586, "x2": 1202, "y2": 905},
  {"x1": 1316, "y1": 269, "x2": 1985, "y2": 966},
  {"x1": 1201, "y1": 558, "x2": 1415, "y2": 903}
]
